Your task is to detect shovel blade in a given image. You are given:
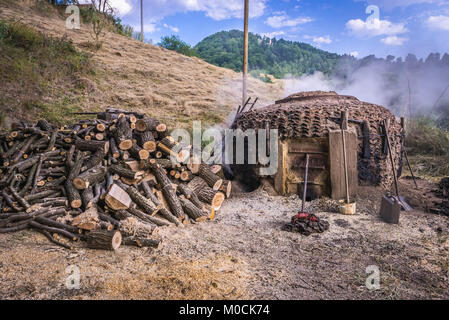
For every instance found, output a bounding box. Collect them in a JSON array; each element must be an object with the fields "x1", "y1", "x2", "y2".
[{"x1": 398, "y1": 196, "x2": 414, "y2": 212}]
